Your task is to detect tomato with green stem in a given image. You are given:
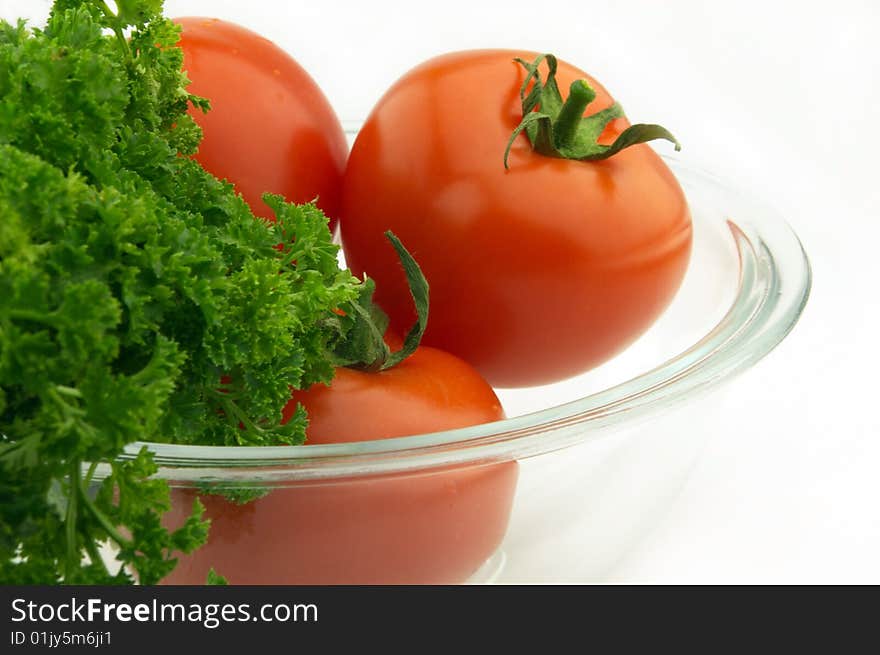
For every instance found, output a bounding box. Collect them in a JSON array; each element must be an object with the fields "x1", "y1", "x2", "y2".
[
  {"x1": 163, "y1": 346, "x2": 515, "y2": 585},
  {"x1": 162, "y1": 234, "x2": 516, "y2": 584},
  {"x1": 340, "y1": 50, "x2": 692, "y2": 387},
  {"x1": 174, "y1": 17, "x2": 347, "y2": 226}
]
